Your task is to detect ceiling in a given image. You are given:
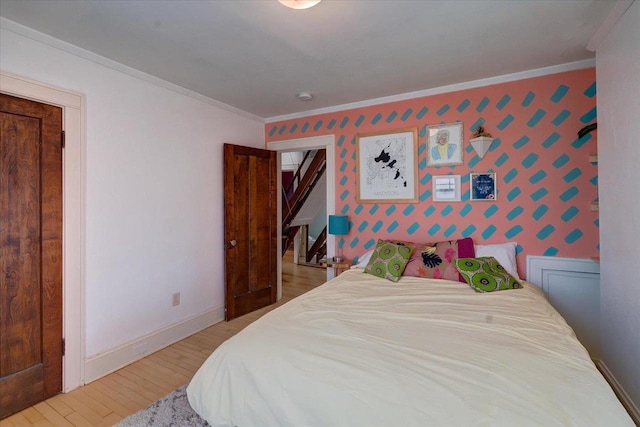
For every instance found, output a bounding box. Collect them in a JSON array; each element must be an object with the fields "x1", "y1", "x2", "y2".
[{"x1": 0, "y1": 1, "x2": 614, "y2": 120}]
